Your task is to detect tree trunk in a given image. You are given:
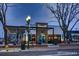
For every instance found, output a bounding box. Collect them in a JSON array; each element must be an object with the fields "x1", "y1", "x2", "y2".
[
  {"x1": 63, "y1": 31, "x2": 70, "y2": 44},
  {"x1": 63, "y1": 32, "x2": 66, "y2": 43},
  {"x1": 63, "y1": 31, "x2": 68, "y2": 43},
  {"x1": 3, "y1": 26, "x2": 7, "y2": 45}
]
